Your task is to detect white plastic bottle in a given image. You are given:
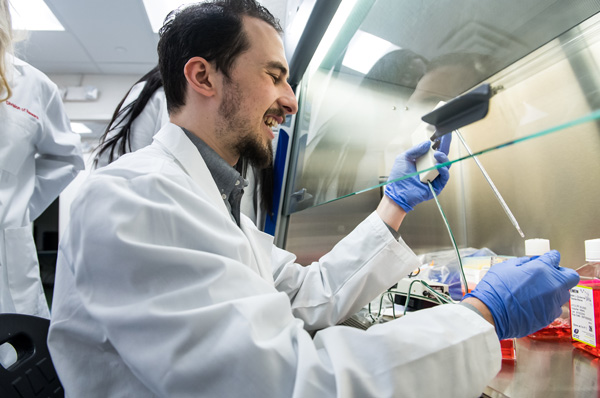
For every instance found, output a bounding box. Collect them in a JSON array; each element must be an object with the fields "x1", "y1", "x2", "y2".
[{"x1": 524, "y1": 238, "x2": 550, "y2": 258}]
